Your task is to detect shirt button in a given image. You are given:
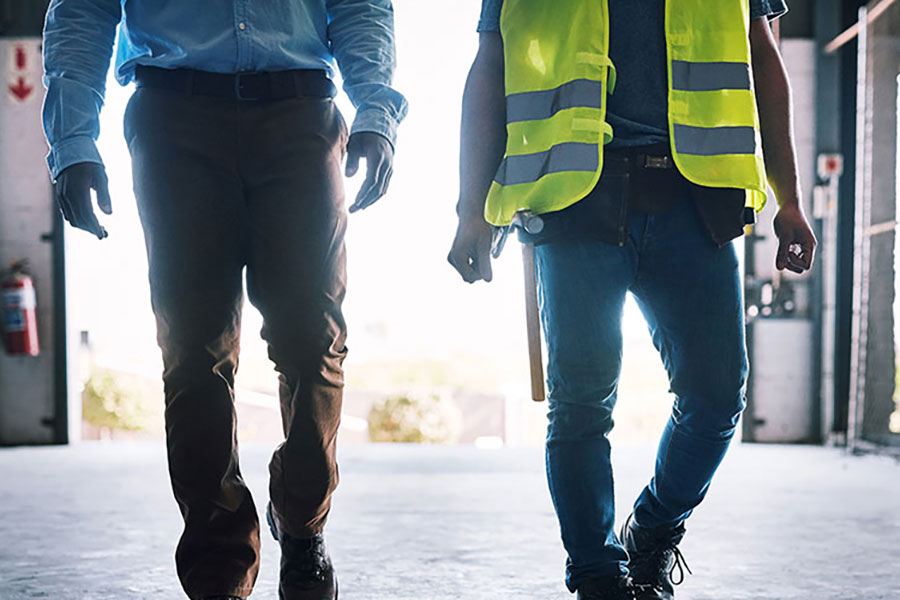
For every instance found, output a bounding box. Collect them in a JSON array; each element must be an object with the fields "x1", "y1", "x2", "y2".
[{"x1": 238, "y1": 22, "x2": 246, "y2": 30}]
